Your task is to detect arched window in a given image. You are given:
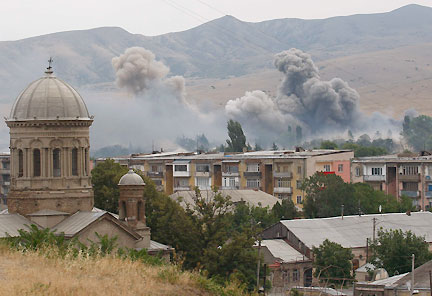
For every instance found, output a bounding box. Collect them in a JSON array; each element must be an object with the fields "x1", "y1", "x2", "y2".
[
  {"x1": 72, "y1": 148, "x2": 78, "y2": 176},
  {"x1": 33, "y1": 149, "x2": 41, "y2": 177},
  {"x1": 18, "y1": 149, "x2": 23, "y2": 177},
  {"x1": 53, "y1": 148, "x2": 61, "y2": 177}
]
